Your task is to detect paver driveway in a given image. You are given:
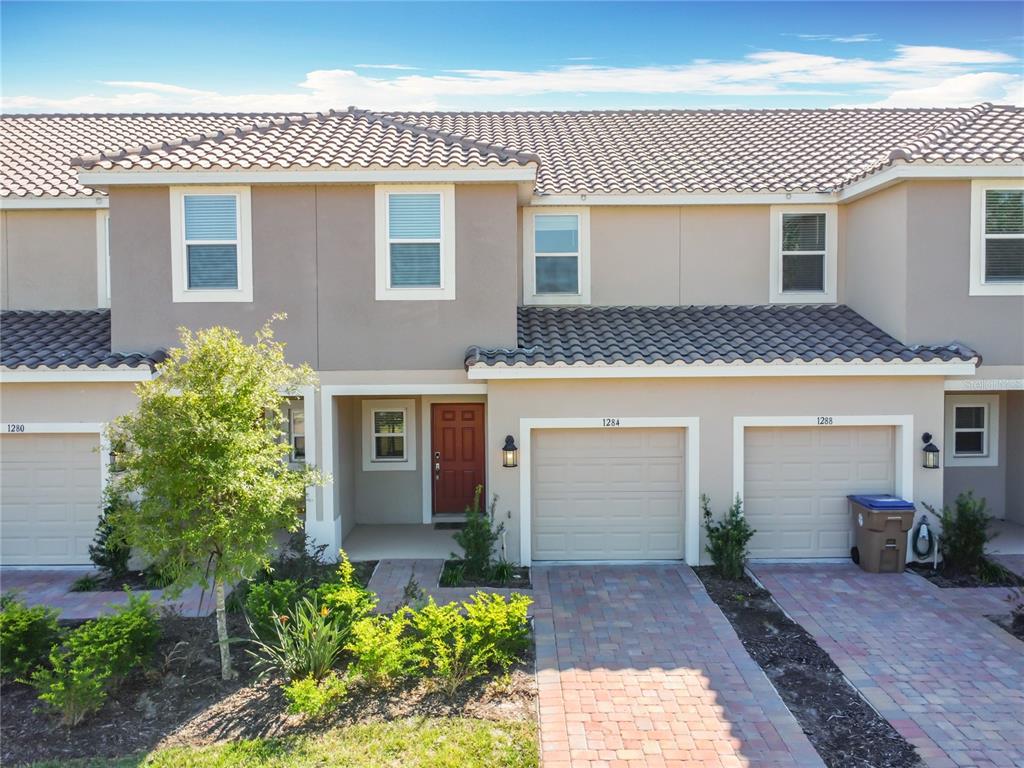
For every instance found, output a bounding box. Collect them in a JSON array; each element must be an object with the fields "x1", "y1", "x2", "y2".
[
  {"x1": 533, "y1": 565, "x2": 823, "y2": 768},
  {"x1": 754, "y1": 564, "x2": 1024, "y2": 768}
]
